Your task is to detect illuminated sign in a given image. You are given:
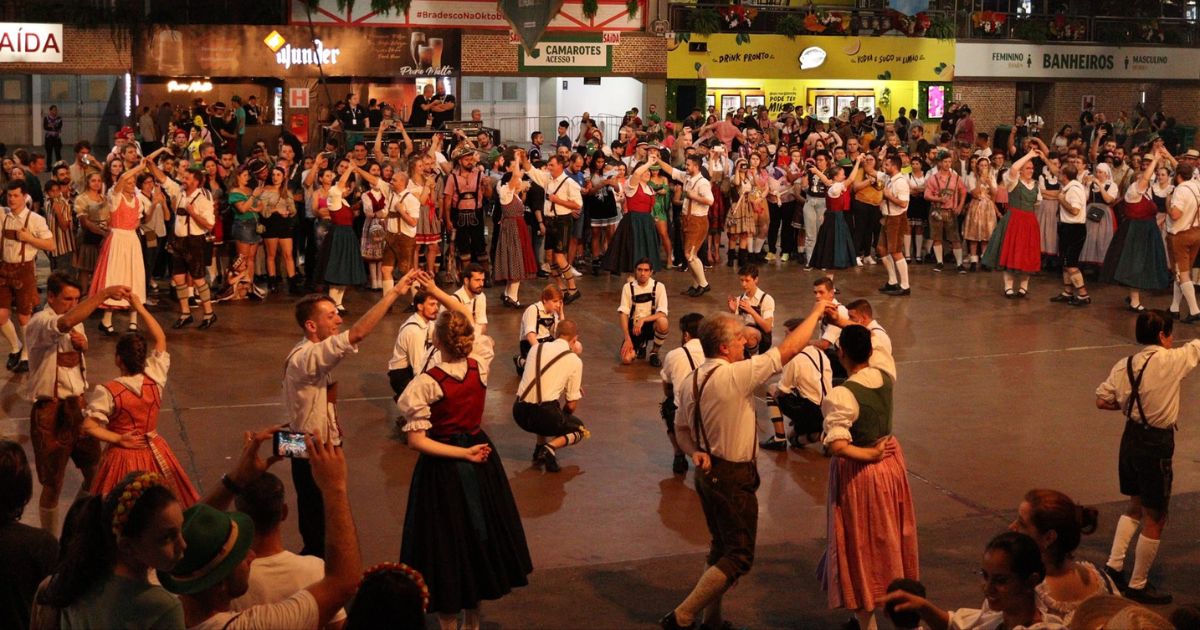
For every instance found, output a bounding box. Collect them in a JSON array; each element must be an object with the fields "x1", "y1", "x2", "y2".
[
  {"x1": 799, "y1": 47, "x2": 826, "y2": 70},
  {"x1": 271, "y1": 36, "x2": 341, "y2": 70},
  {"x1": 167, "y1": 80, "x2": 213, "y2": 93}
]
